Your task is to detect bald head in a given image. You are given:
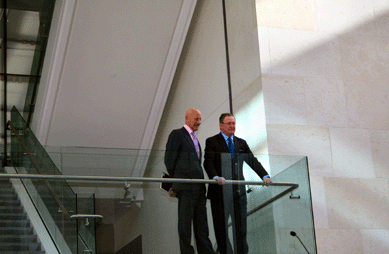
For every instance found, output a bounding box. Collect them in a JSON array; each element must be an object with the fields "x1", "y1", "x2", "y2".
[{"x1": 185, "y1": 108, "x2": 202, "y2": 132}]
